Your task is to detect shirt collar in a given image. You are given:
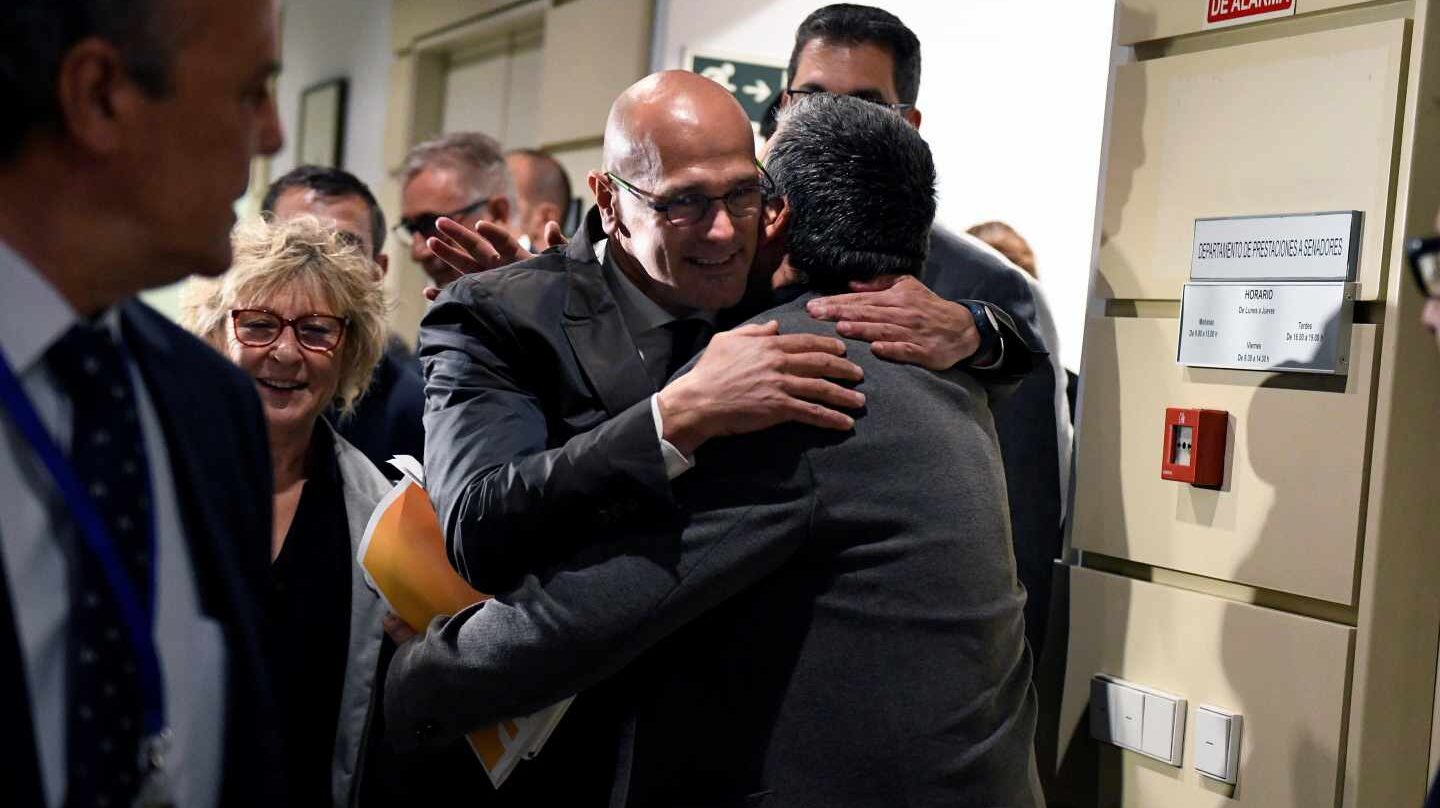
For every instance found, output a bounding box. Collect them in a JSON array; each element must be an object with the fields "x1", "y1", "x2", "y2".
[
  {"x1": 0, "y1": 238, "x2": 80, "y2": 374},
  {"x1": 596, "y1": 239, "x2": 717, "y2": 338}
]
